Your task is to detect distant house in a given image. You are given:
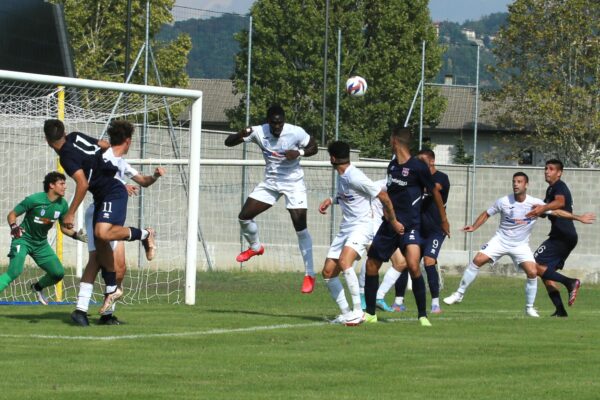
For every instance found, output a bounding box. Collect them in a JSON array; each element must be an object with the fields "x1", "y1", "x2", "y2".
[
  {"x1": 185, "y1": 78, "x2": 538, "y2": 166},
  {"x1": 179, "y1": 79, "x2": 242, "y2": 131}
]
